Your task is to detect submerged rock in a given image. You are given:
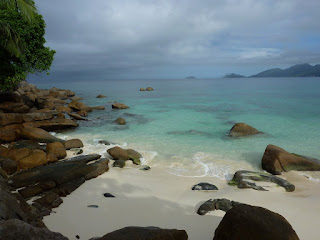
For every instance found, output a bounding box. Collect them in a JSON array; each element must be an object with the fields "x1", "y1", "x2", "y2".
[
  {"x1": 115, "y1": 117, "x2": 126, "y2": 125},
  {"x1": 228, "y1": 170, "x2": 295, "y2": 192},
  {"x1": 98, "y1": 140, "x2": 110, "y2": 145},
  {"x1": 213, "y1": 204, "x2": 299, "y2": 240},
  {"x1": 229, "y1": 123, "x2": 261, "y2": 137},
  {"x1": 192, "y1": 182, "x2": 218, "y2": 191},
  {"x1": 262, "y1": 144, "x2": 320, "y2": 174},
  {"x1": 90, "y1": 226, "x2": 188, "y2": 240}
]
